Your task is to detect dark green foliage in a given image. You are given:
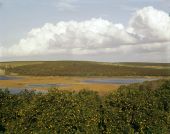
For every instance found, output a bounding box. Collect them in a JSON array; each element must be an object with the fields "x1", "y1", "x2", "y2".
[
  {"x1": 0, "y1": 89, "x2": 101, "y2": 133},
  {"x1": 0, "y1": 80, "x2": 170, "y2": 133},
  {"x1": 103, "y1": 80, "x2": 170, "y2": 134},
  {"x1": 4, "y1": 61, "x2": 170, "y2": 76}
]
